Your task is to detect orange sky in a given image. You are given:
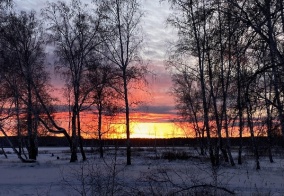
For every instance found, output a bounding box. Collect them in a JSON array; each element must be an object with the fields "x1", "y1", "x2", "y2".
[
  {"x1": 51, "y1": 111, "x2": 256, "y2": 139},
  {"x1": 0, "y1": 110, "x2": 260, "y2": 139},
  {"x1": 52, "y1": 111, "x2": 193, "y2": 139}
]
